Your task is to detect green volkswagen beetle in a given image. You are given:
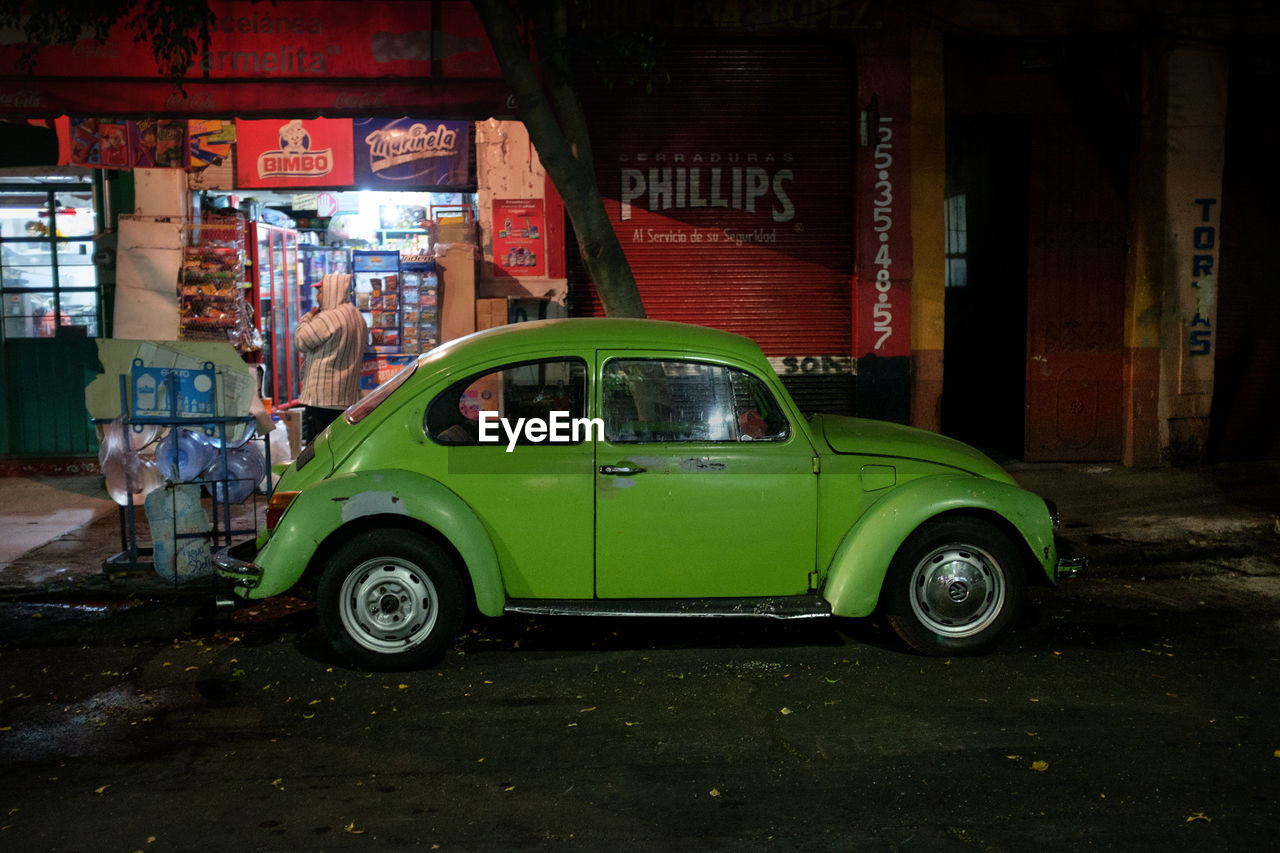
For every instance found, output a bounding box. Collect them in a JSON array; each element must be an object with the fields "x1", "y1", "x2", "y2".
[{"x1": 217, "y1": 318, "x2": 1080, "y2": 670}]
